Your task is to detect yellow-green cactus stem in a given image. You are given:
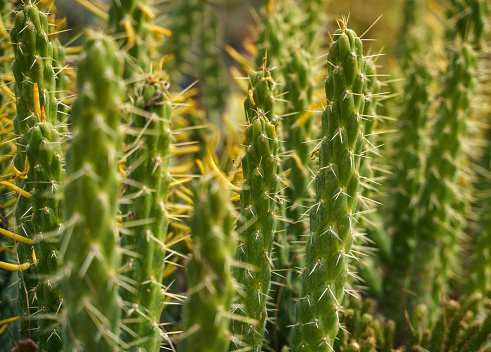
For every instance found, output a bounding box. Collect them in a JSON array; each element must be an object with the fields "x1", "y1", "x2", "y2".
[
  {"x1": 62, "y1": 33, "x2": 124, "y2": 352},
  {"x1": 199, "y1": 7, "x2": 229, "y2": 124},
  {"x1": 283, "y1": 49, "x2": 314, "y2": 244},
  {"x1": 384, "y1": 60, "x2": 431, "y2": 319},
  {"x1": 10, "y1": 2, "x2": 60, "y2": 342},
  {"x1": 109, "y1": 0, "x2": 158, "y2": 76},
  {"x1": 300, "y1": 0, "x2": 329, "y2": 53},
  {"x1": 291, "y1": 22, "x2": 366, "y2": 351},
  {"x1": 25, "y1": 119, "x2": 64, "y2": 351},
  {"x1": 120, "y1": 77, "x2": 172, "y2": 352},
  {"x1": 409, "y1": 43, "x2": 476, "y2": 325},
  {"x1": 166, "y1": 0, "x2": 204, "y2": 78},
  {"x1": 255, "y1": 5, "x2": 287, "y2": 70},
  {"x1": 243, "y1": 67, "x2": 276, "y2": 125},
  {"x1": 466, "y1": 134, "x2": 491, "y2": 298},
  {"x1": 448, "y1": 0, "x2": 488, "y2": 50},
  {"x1": 231, "y1": 110, "x2": 279, "y2": 351},
  {"x1": 180, "y1": 175, "x2": 235, "y2": 352},
  {"x1": 269, "y1": 49, "x2": 314, "y2": 350}
]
